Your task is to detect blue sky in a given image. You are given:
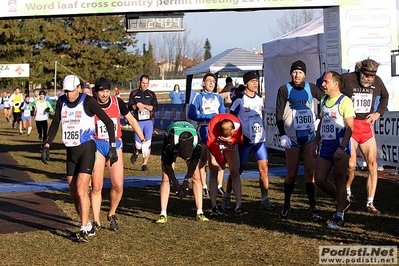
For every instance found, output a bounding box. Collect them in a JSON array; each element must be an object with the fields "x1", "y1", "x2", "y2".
[{"x1": 136, "y1": 10, "x2": 284, "y2": 56}]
